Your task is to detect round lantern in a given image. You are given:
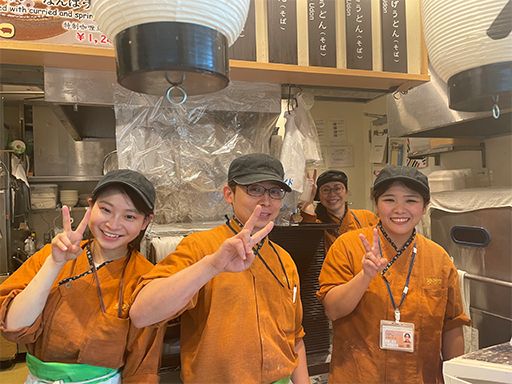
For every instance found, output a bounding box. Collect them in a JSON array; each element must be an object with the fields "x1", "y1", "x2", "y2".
[
  {"x1": 91, "y1": 0, "x2": 250, "y2": 103},
  {"x1": 422, "y1": 0, "x2": 512, "y2": 114}
]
